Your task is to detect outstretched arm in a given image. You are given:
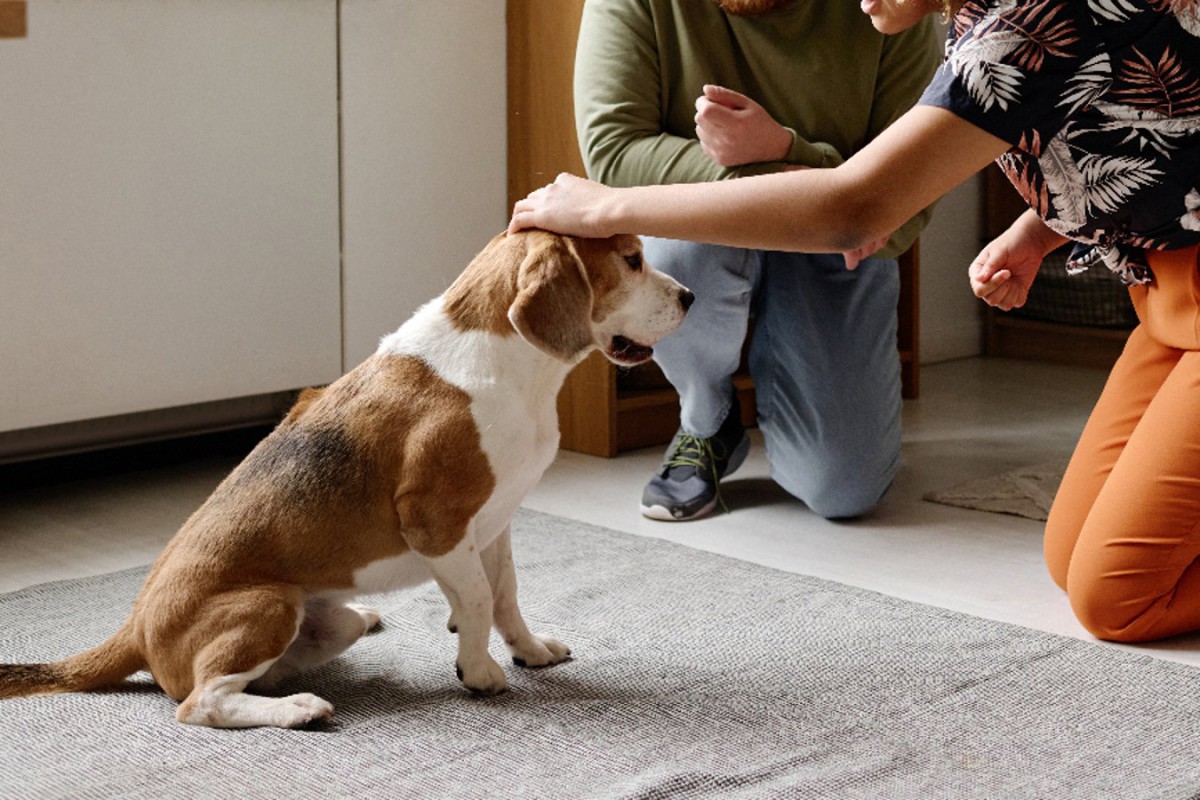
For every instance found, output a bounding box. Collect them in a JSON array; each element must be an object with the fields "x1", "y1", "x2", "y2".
[
  {"x1": 511, "y1": 106, "x2": 1011, "y2": 256},
  {"x1": 694, "y1": 84, "x2": 886, "y2": 270}
]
